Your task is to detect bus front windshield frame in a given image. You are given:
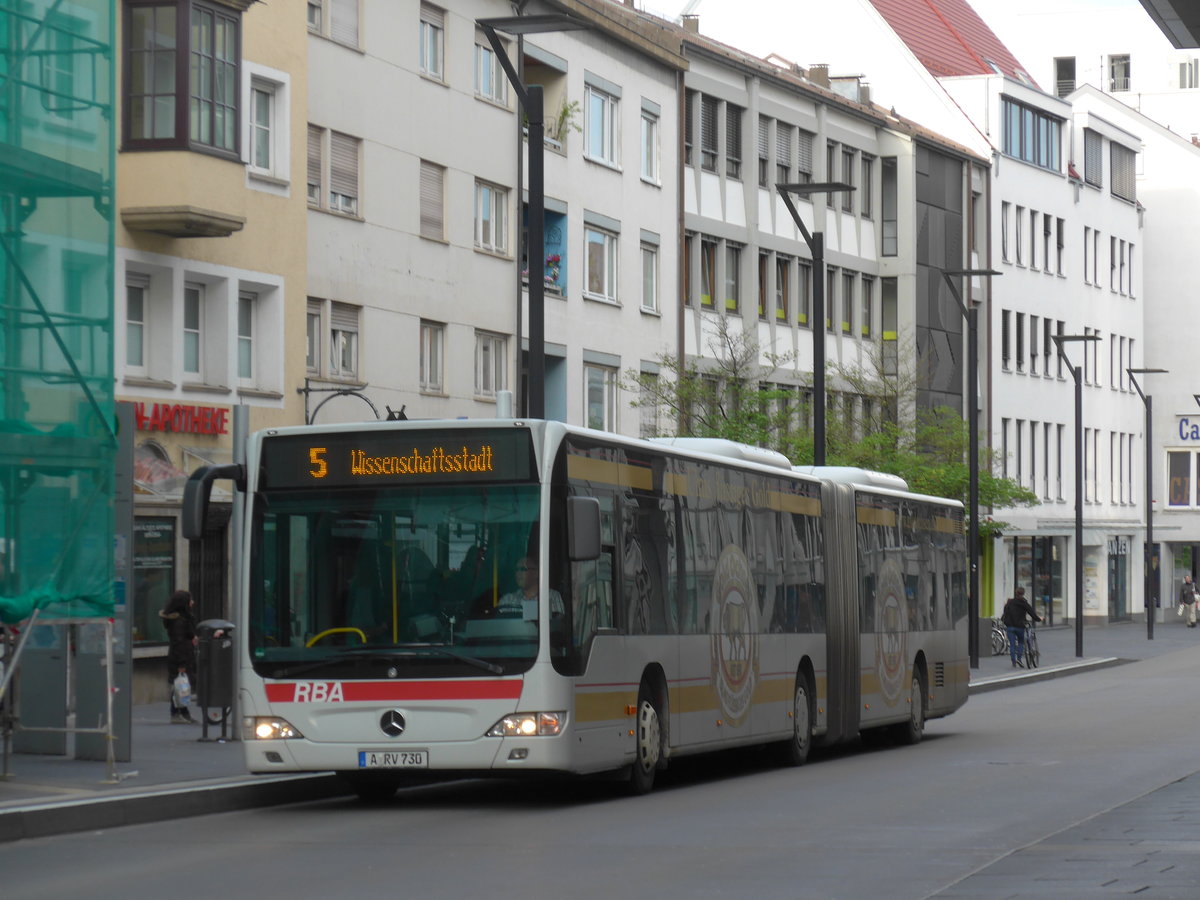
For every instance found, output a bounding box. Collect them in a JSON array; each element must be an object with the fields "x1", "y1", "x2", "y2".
[{"x1": 248, "y1": 482, "x2": 546, "y2": 679}]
